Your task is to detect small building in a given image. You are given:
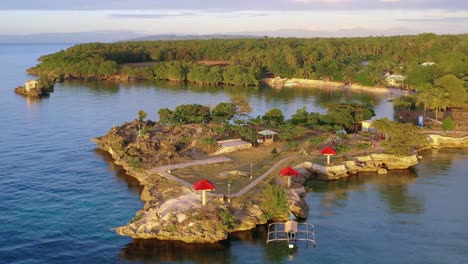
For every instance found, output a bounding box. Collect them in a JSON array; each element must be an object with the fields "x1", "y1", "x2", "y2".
[
  {"x1": 214, "y1": 138, "x2": 252, "y2": 155},
  {"x1": 24, "y1": 80, "x2": 39, "y2": 92},
  {"x1": 421, "y1": 62, "x2": 436, "y2": 66},
  {"x1": 257, "y1": 129, "x2": 278, "y2": 145},
  {"x1": 386, "y1": 74, "x2": 405, "y2": 87}
]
